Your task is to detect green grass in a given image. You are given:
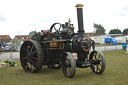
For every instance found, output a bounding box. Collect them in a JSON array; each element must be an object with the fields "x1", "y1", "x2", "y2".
[
  {"x1": 0, "y1": 51, "x2": 18, "y2": 53},
  {"x1": 95, "y1": 44, "x2": 122, "y2": 47},
  {"x1": 0, "y1": 50, "x2": 128, "y2": 85}
]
